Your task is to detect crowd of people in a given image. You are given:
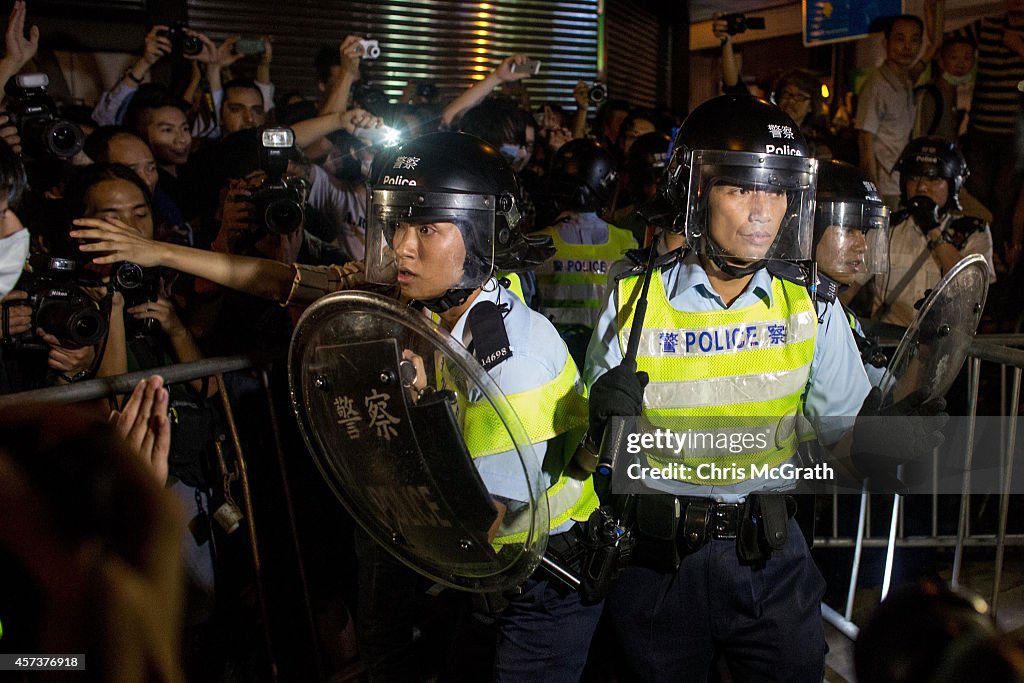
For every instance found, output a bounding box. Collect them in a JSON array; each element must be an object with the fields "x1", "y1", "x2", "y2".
[{"x1": 1, "y1": 0, "x2": 1024, "y2": 680}]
